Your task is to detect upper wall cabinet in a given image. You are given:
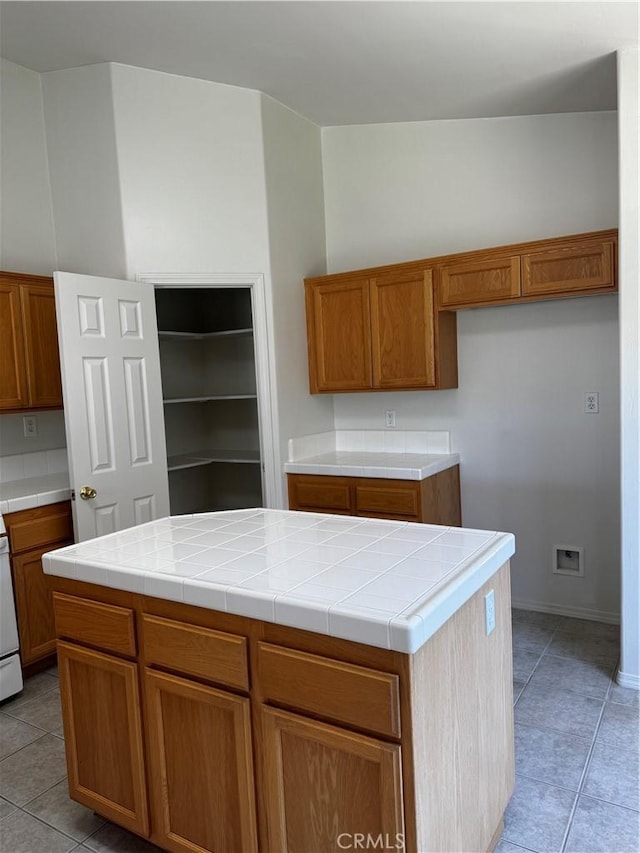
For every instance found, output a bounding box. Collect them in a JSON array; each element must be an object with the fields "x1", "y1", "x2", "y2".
[
  {"x1": 438, "y1": 230, "x2": 617, "y2": 310},
  {"x1": 0, "y1": 272, "x2": 63, "y2": 413},
  {"x1": 305, "y1": 268, "x2": 458, "y2": 394}
]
